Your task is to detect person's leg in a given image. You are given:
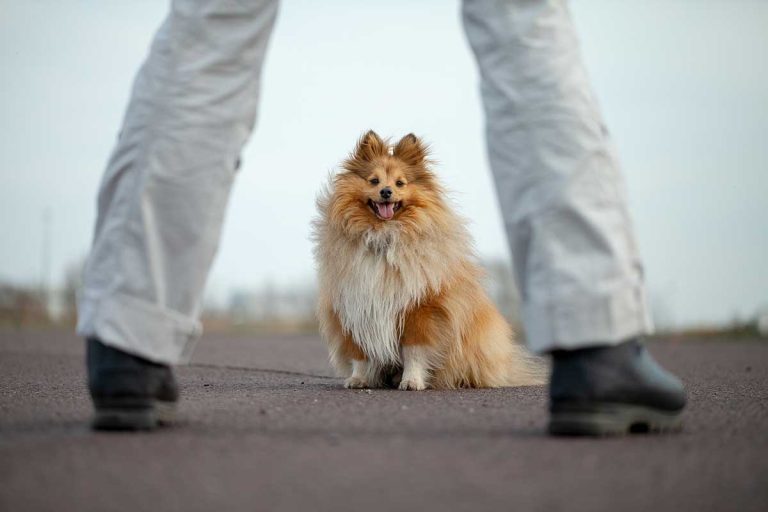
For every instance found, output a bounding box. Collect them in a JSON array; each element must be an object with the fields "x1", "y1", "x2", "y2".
[
  {"x1": 462, "y1": 0, "x2": 684, "y2": 434},
  {"x1": 462, "y1": 0, "x2": 649, "y2": 352},
  {"x1": 78, "y1": 0, "x2": 279, "y2": 429},
  {"x1": 79, "y1": 0, "x2": 279, "y2": 363}
]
